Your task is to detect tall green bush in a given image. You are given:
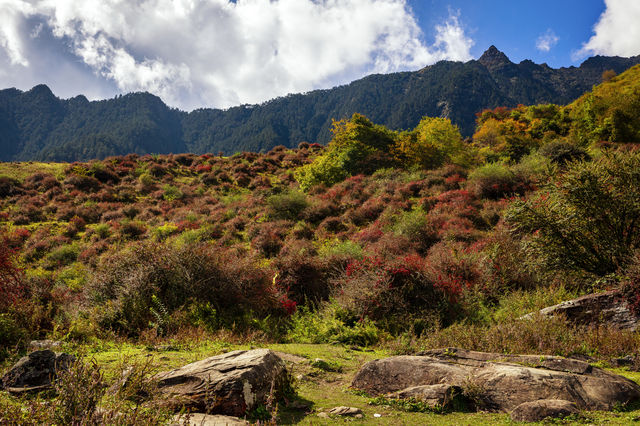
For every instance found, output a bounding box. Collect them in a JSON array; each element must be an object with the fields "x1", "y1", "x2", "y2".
[{"x1": 506, "y1": 150, "x2": 640, "y2": 276}]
